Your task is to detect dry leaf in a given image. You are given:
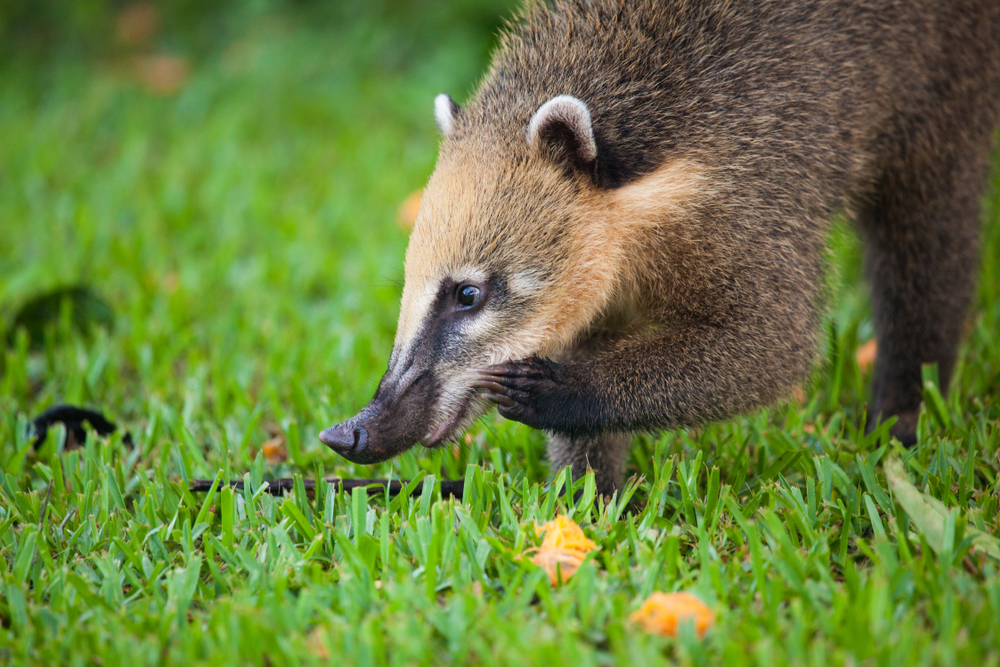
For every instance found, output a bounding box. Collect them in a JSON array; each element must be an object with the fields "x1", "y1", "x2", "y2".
[
  {"x1": 306, "y1": 626, "x2": 329, "y2": 659},
  {"x1": 629, "y1": 591, "x2": 715, "y2": 638},
  {"x1": 261, "y1": 436, "x2": 287, "y2": 465},
  {"x1": 116, "y1": 3, "x2": 158, "y2": 46},
  {"x1": 884, "y1": 457, "x2": 999, "y2": 560},
  {"x1": 397, "y1": 190, "x2": 422, "y2": 230},
  {"x1": 525, "y1": 515, "x2": 599, "y2": 585},
  {"x1": 856, "y1": 339, "x2": 878, "y2": 373},
  {"x1": 133, "y1": 55, "x2": 190, "y2": 95},
  {"x1": 790, "y1": 385, "x2": 808, "y2": 405}
]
